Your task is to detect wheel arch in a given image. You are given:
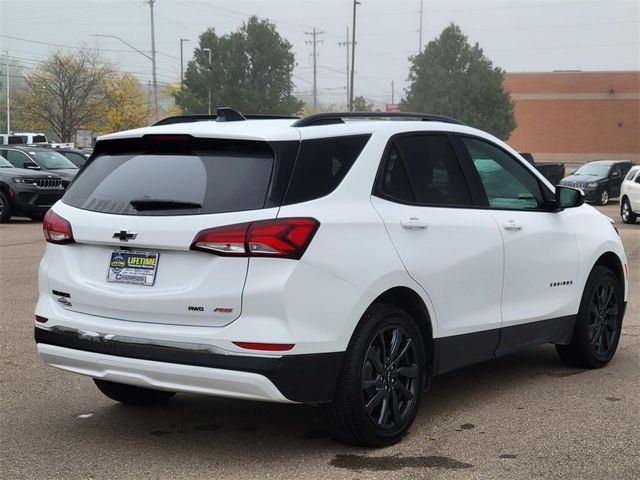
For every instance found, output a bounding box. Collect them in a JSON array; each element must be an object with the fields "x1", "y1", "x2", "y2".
[
  {"x1": 370, "y1": 286, "x2": 434, "y2": 376},
  {"x1": 593, "y1": 251, "x2": 625, "y2": 297}
]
